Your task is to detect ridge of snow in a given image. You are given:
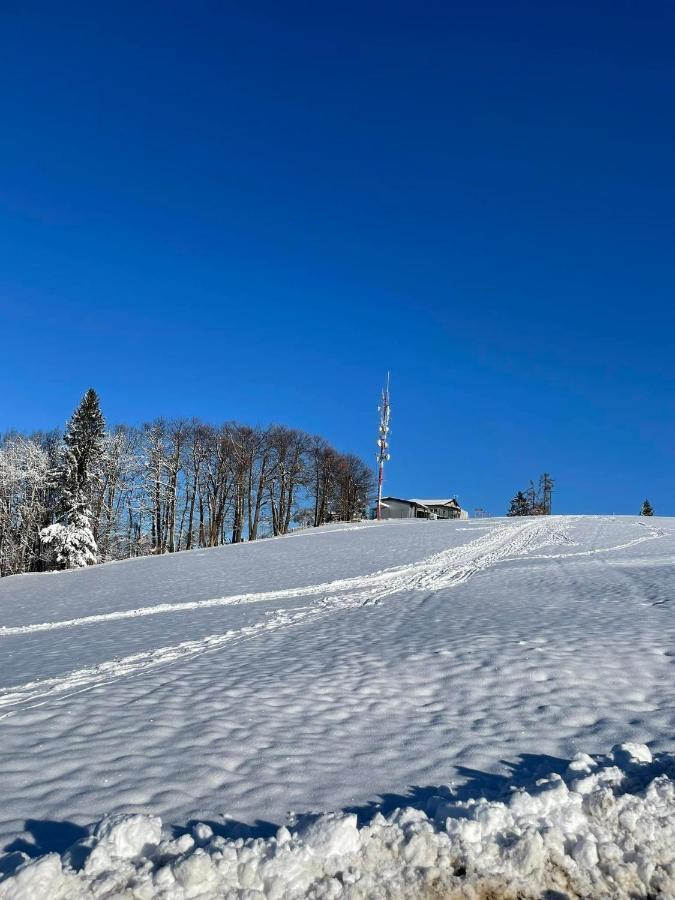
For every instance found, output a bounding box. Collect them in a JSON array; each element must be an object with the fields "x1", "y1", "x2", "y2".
[{"x1": 1, "y1": 742, "x2": 674, "y2": 899}]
